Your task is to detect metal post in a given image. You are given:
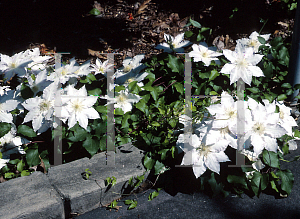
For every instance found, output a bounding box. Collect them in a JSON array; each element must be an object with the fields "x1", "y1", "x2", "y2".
[{"x1": 288, "y1": 0, "x2": 300, "y2": 105}]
